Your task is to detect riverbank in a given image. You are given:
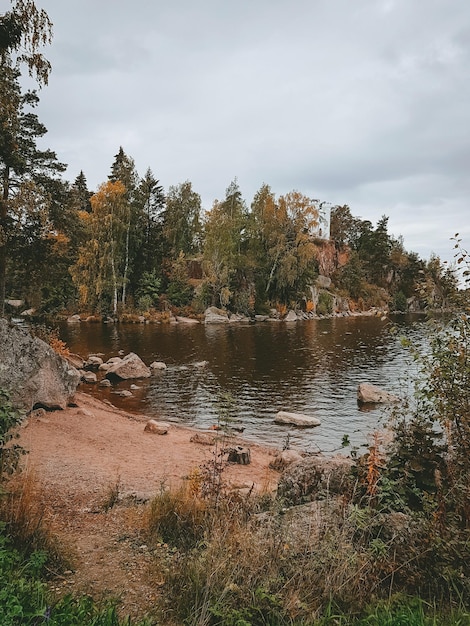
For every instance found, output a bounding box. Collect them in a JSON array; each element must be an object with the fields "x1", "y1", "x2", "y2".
[{"x1": 13, "y1": 392, "x2": 279, "y2": 620}]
